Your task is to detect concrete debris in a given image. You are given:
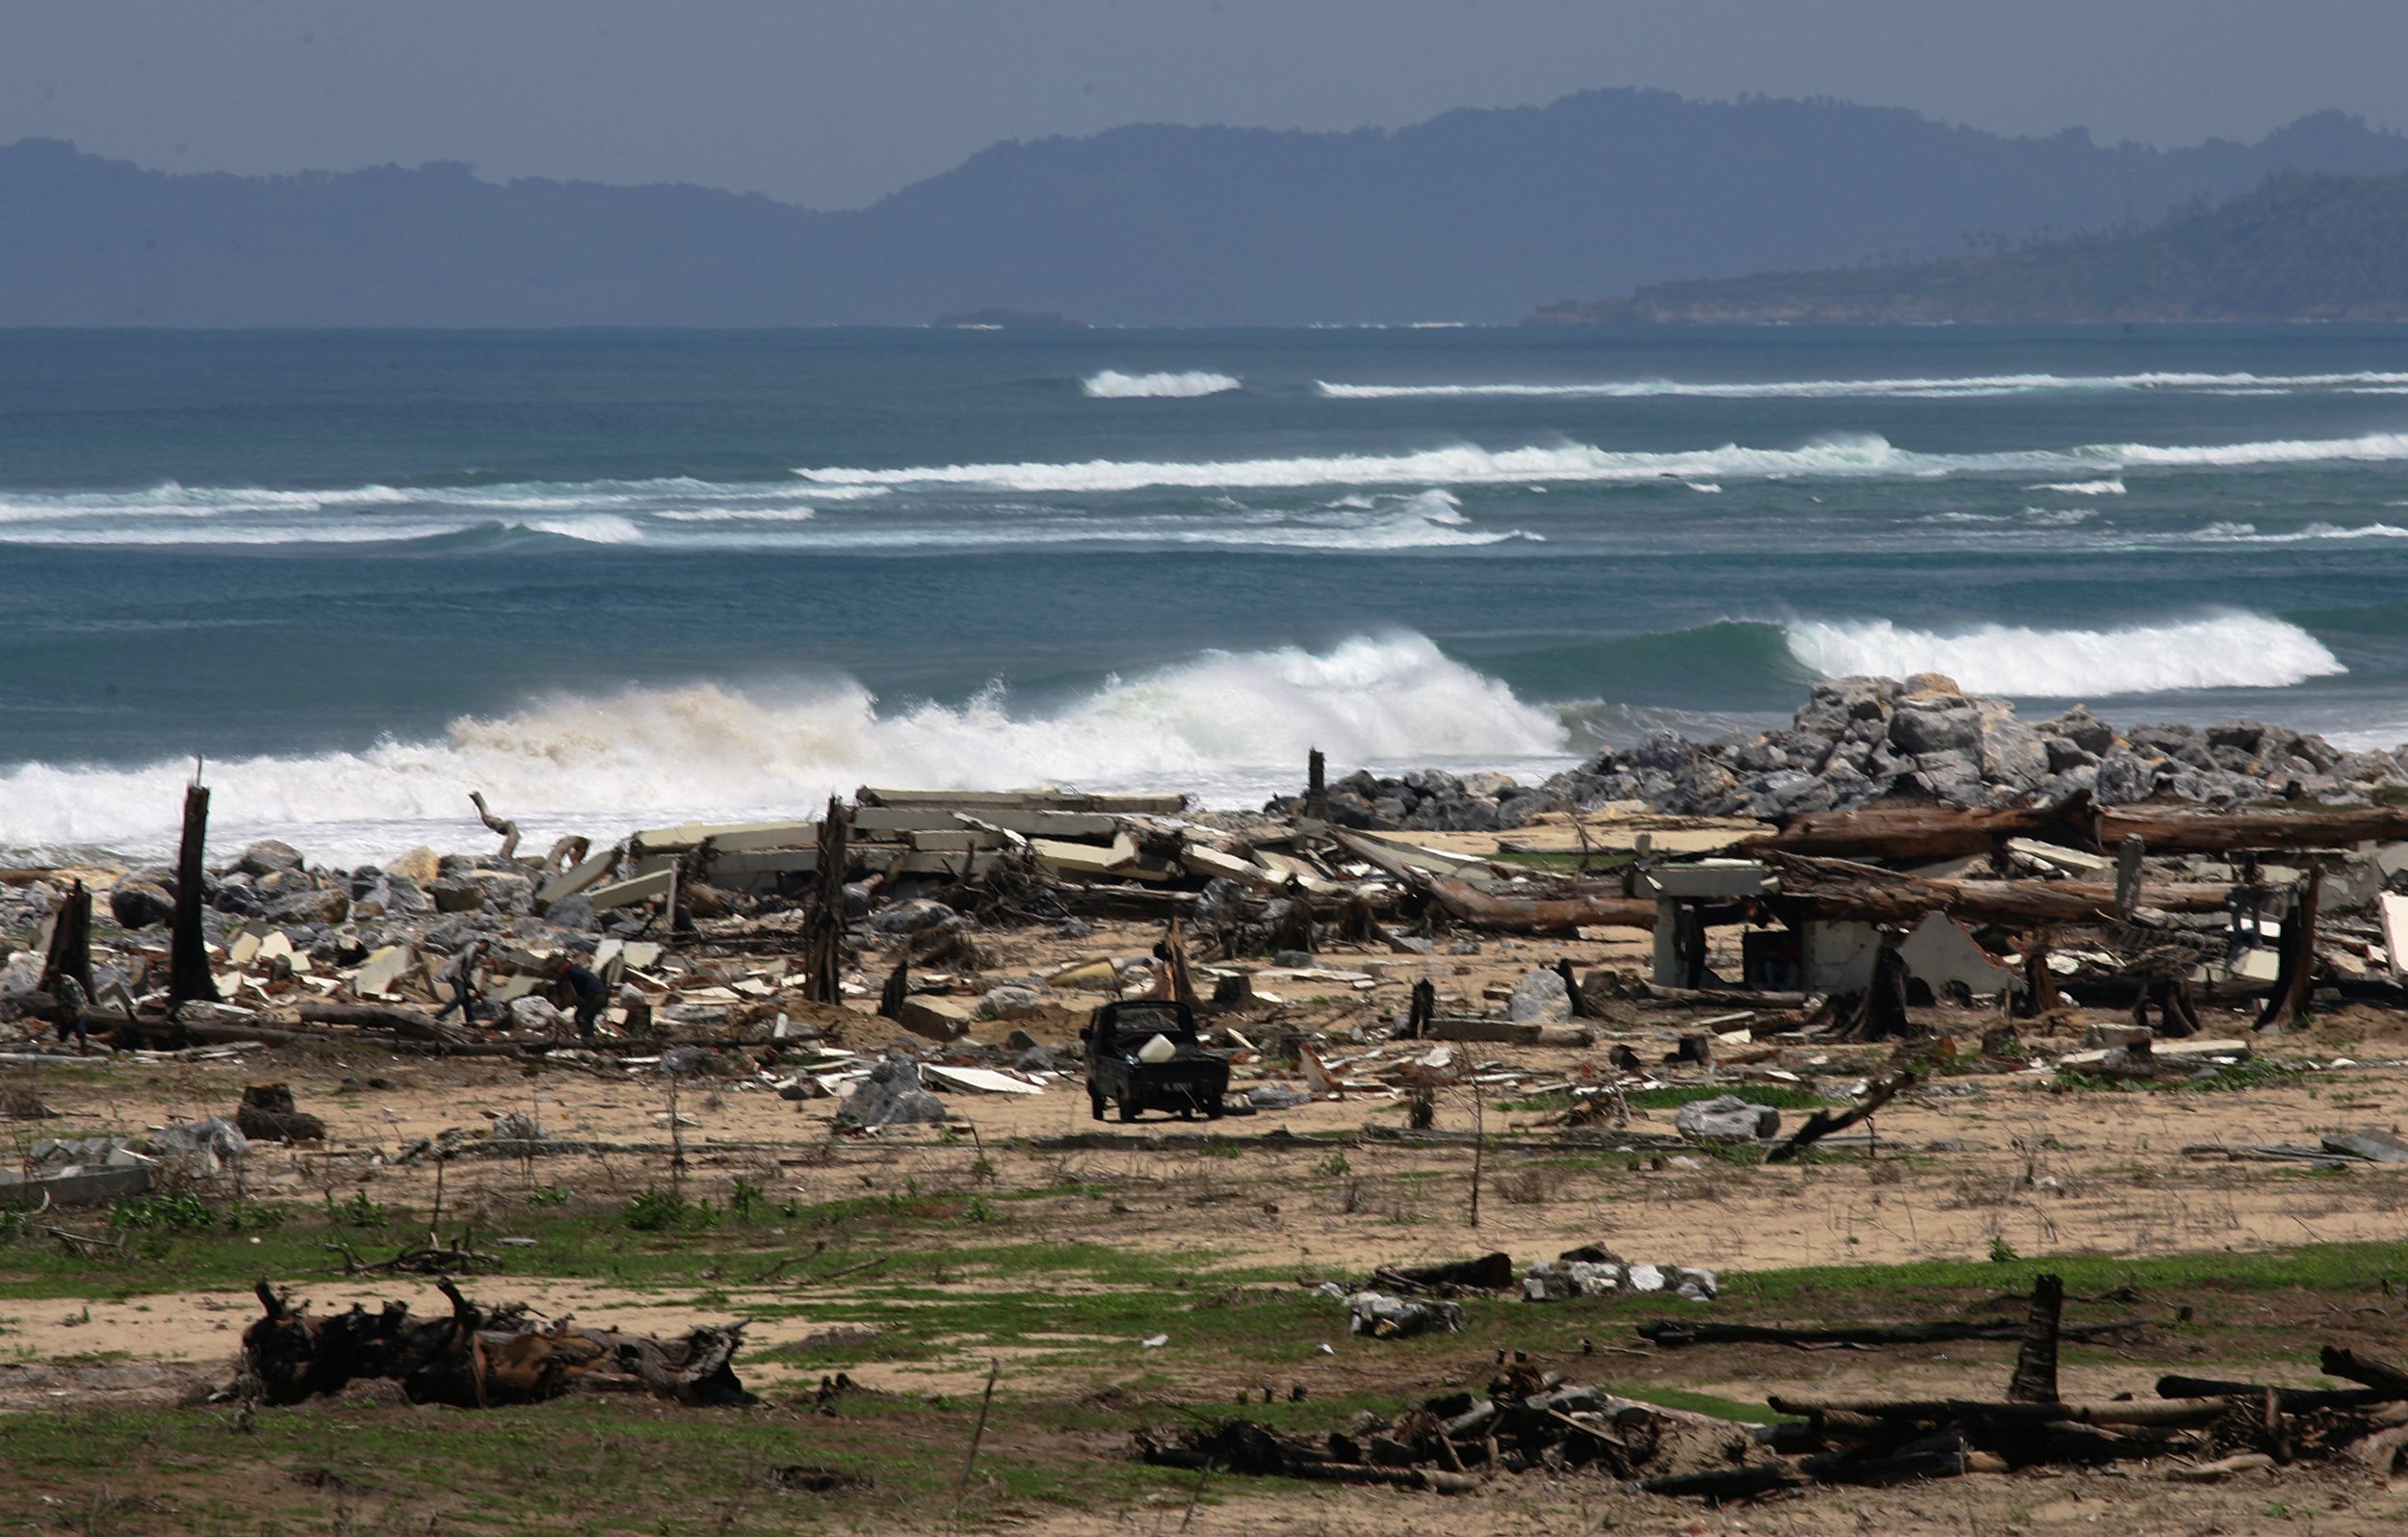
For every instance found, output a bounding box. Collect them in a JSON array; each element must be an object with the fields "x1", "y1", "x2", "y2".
[
  {"x1": 1524, "y1": 1258, "x2": 1717, "y2": 1303},
  {"x1": 2321, "y1": 1128, "x2": 2408, "y2": 1164},
  {"x1": 1673, "y1": 1095, "x2": 1782, "y2": 1141},
  {"x1": 150, "y1": 1116, "x2": 249, "y2": 1174},
  {"x1": 1505, "y1": 966, "x2": 1574, "y2": 1023},
  {"x1": 1346, "y1": 1290, "x2": 1465, "y2": 1340},
  {"x1": 835, "y1": 1055, "x2": 949, "y2": 1129}
]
